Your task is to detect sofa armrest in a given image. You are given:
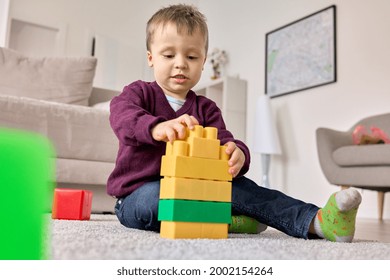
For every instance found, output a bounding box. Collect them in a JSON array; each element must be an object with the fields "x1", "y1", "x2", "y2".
[
  {"x1": 88, "y1": 87, "x2": 120, "y2": 106},
  {"x1": 0, "y1": 94, "x2": 118, "y2": 162}
]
